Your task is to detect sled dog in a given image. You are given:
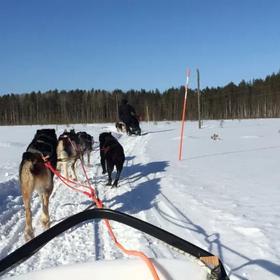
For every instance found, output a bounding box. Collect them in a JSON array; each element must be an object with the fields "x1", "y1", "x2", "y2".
[
  {"x1": 19, "y1": 129, "x2": 57, "y2": 241},
  {"x1": 77, "y1": 131, "x2": 94, "y2": 165},
  {"x1": 99, "y1": 132, "x2": 125, "y2": 187},
  {"x1": 115, "y1": 122, "x2": 127, "y2": 133},
  {"x1": 56, "y1": 129, "x2": 81, "y2": 180}
]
